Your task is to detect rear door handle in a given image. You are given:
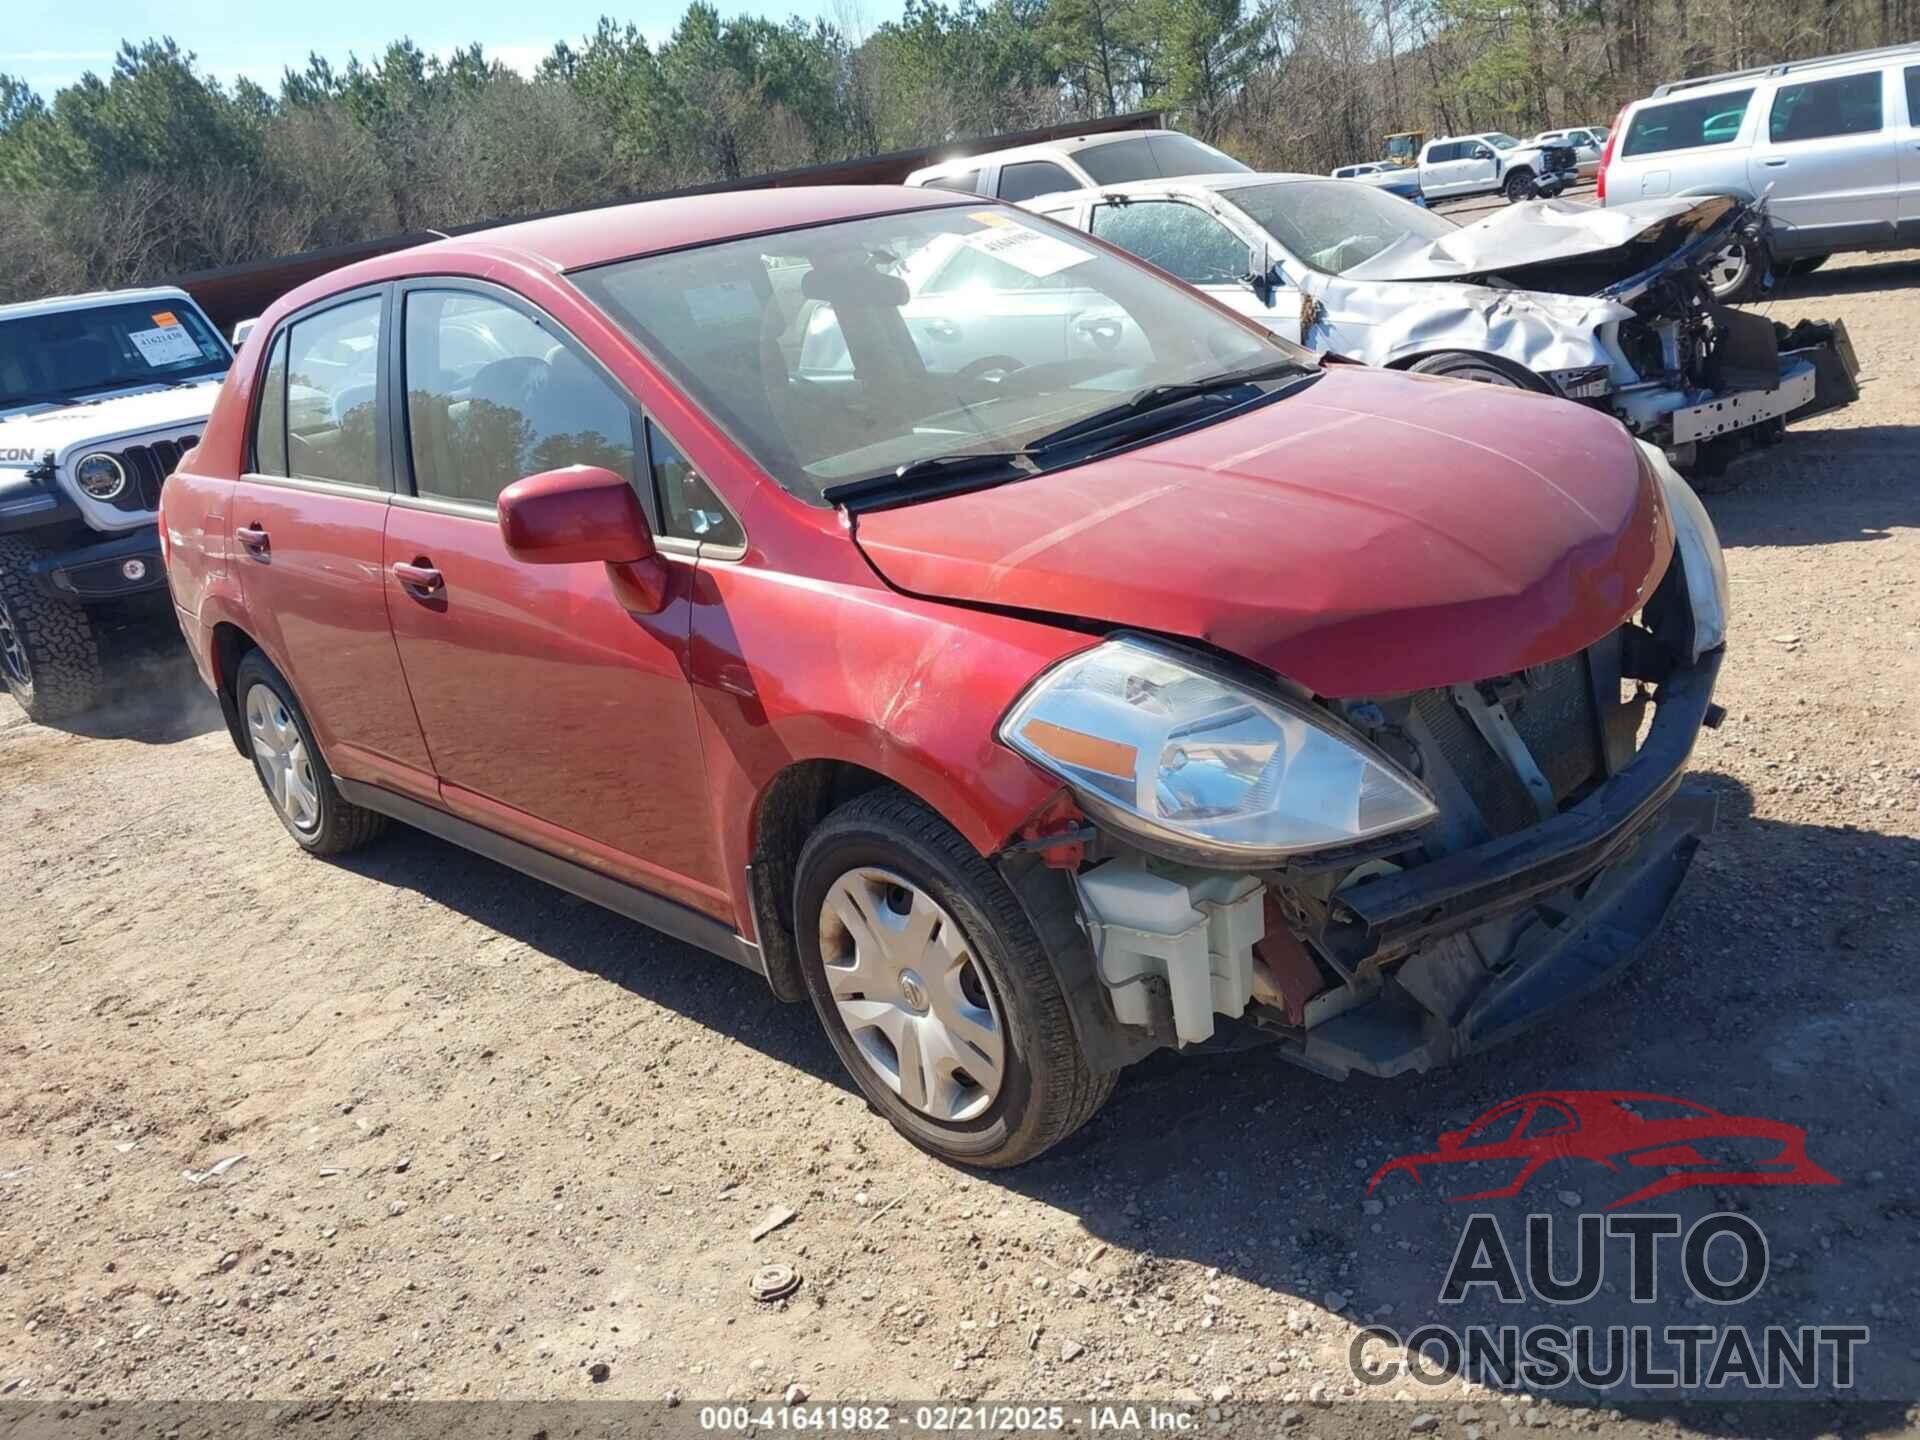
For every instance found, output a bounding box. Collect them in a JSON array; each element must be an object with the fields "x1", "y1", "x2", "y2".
[
  {"x1": 392, "y1": 560, "x2": 444, "y2": 596},
  {"x1": 236, "y1": 524, "x2": 269, "y2": 556}
]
